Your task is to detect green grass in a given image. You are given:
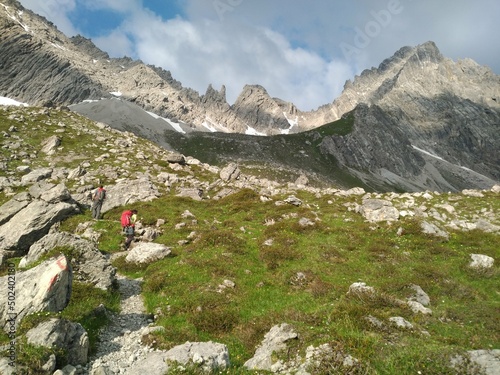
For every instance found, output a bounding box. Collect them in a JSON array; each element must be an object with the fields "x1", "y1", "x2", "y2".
[{"x1": 114, "y1": 189, "x2": 498, "y2": 374}]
